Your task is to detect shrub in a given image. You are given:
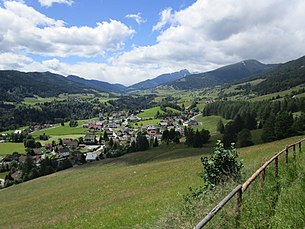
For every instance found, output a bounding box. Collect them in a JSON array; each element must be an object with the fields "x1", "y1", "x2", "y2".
[{"x1": 201, "y1": 140, "x2": 243, "y2": 190}]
